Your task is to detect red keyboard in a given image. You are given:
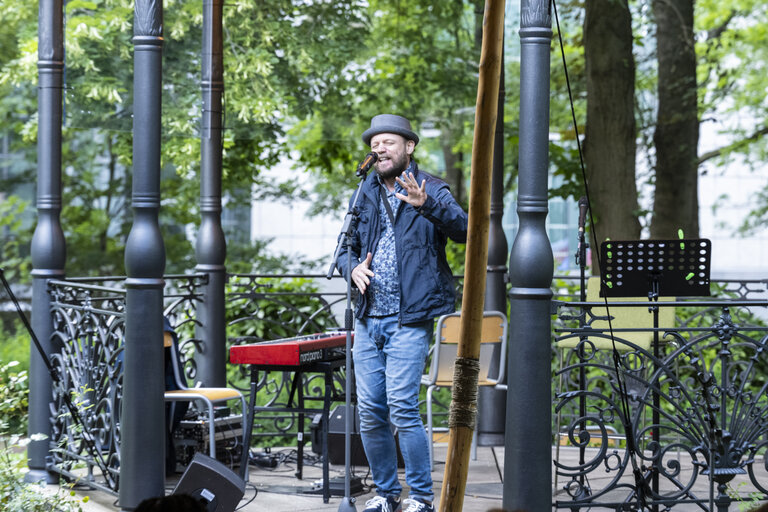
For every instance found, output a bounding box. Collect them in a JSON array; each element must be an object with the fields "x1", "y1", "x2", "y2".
[{"x1": 229, "y1": 332, "x2": 350, "y2": 367}]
